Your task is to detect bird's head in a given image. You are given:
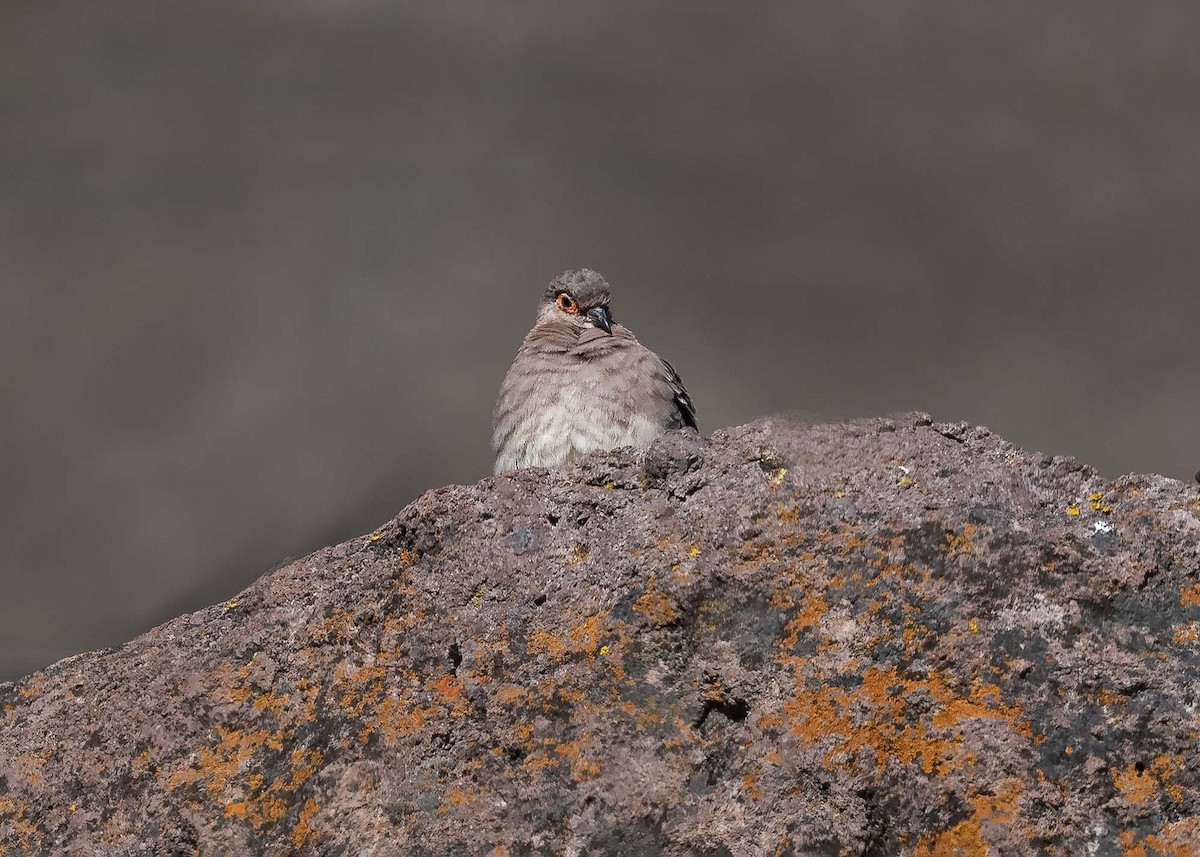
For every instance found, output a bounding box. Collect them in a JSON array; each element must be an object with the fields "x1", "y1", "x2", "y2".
[{"x1": 537, "y1": 268, "x2": 615, "y2": 335}]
